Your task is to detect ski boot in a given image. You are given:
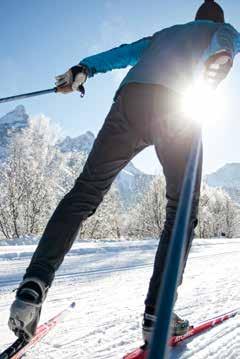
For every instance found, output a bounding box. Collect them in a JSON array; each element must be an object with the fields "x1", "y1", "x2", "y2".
[
  {"x1": 171, "y1": 313, "x2": 190, "y2": 336},
  {"x1": 142, "y1": 307, "x2": 189, "y2": 344},
  {"x1": 8, "y1": 277, "x2": 48, "y2": 341}
]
